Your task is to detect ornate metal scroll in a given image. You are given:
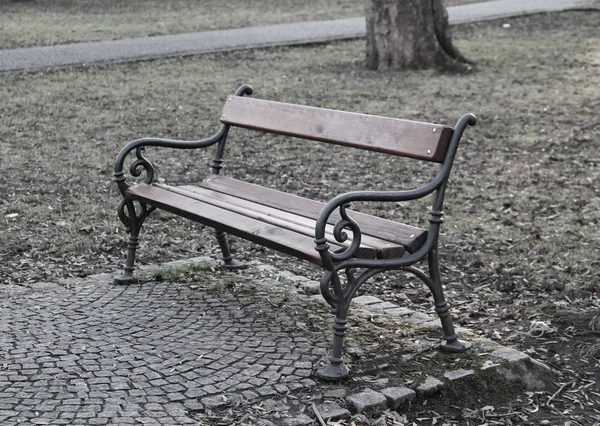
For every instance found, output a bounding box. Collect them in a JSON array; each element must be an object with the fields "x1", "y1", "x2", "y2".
[
  {"x1": 129, "y1": 147, "x2": 155, "y2": 185},
  {"x1": 112, "y1": 84, "x2": 255, "y2": 283},
  {"x1": 117, "y1": 198, "x2": 155, "y2": 233}
]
